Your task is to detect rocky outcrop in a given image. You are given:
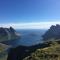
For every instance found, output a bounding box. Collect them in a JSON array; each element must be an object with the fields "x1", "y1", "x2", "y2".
[
  {"x1": 42, "y1": 24, "x2": 60, "y2": 41},
  {"x1": 0, "y1": 27, "x2": 20, "y2": 42}
]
